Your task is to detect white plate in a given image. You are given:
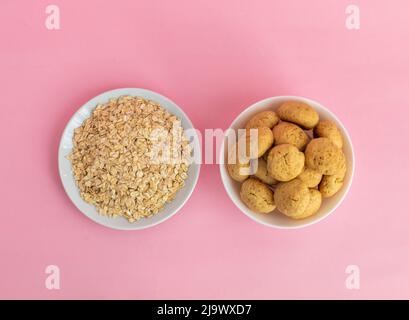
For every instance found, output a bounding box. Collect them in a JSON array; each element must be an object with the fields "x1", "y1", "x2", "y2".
[
  {"x1": 59, "y1": 88, "x2": 201, "y2": 230},
  {"x1": 219, "y1": 96, "x2": 355, "y2": 229}
]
